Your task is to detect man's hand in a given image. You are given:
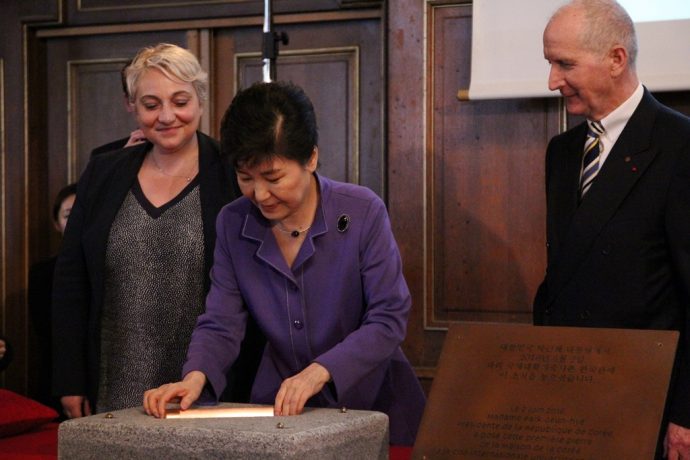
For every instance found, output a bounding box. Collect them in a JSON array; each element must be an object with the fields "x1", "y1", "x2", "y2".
[
  {"x1": 61, "y1": 395, "x2": 91, "y2": 419},
  {"x1": 665, "y1": 422, "x2": 690, "y2": 459},
  {"x1": 124, "y1": 129, "x2": 146, "y2": 148}
]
